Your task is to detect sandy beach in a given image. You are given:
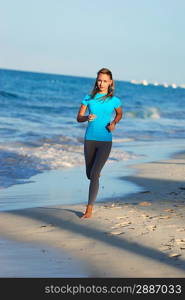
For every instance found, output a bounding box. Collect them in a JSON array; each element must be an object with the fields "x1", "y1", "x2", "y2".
[{"x1": 0, "y1": 151, "x2": 185, "y2": 277}]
